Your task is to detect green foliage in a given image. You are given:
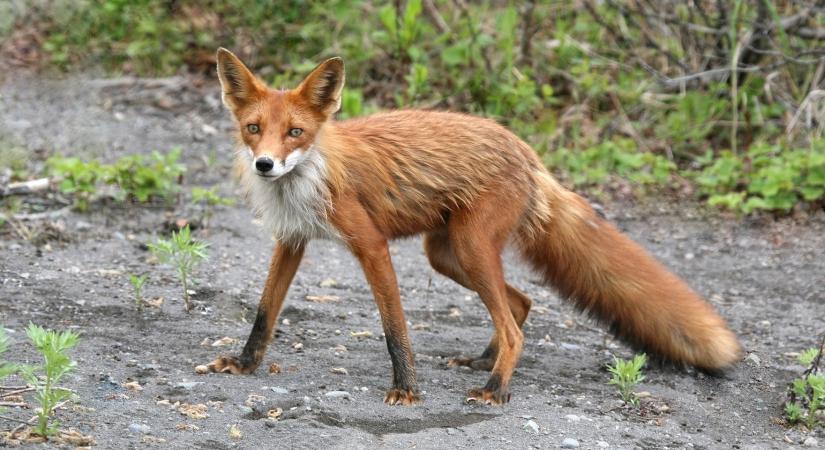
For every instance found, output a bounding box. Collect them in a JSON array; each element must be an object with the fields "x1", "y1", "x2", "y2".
[
  {"x1": 799, "y1": 348, "x2": 820, "y2": 366},
  {"x1": 607, "y1": 354, "x2": 647, "y2": 407},
  {"x1": 695, "y1": 143, "x2": 825, "y2": 213},
  {"x1": 786, "y1": 346, "x2": 824, "y2": 429},
  {"x1": 0, "y1": 329, "x2": 17, "y2": 381},
  {"x1": 108, "y1": 148, "x2": 185, "y2": 203},
  {"x1": 148, "y1": 225, "x2": 208, "y2": 312},
  {"x1": 129, "y1": 273, "x2": 148, "y2": 308},
  {"x1": 191, "y1": 186, "x2": 234, "y2": 225},
  {"x1": 47, "y1": 156, "x2": 103, "y2": 211},
  {"x1": 548, "y1": 139, "x2": 676, "y2": 188},
  {"x1": 18, "y1": 324, "x2": 80, "y2": 437},
  {"x1": 46, "y1": 149, "x2": 185, "y2": 210}
]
